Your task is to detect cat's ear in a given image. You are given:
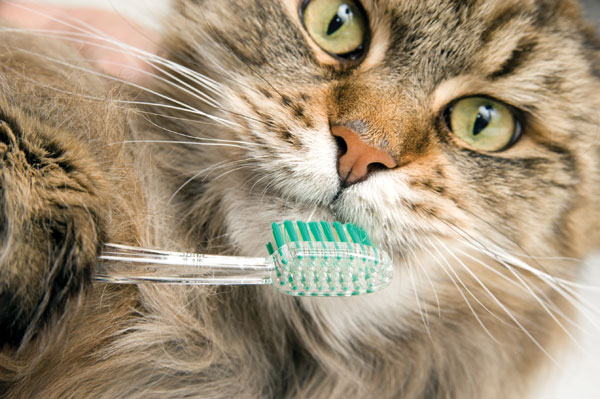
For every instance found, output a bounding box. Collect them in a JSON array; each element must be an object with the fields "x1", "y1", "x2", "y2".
[{"x1": 536, "y1": 0, "x2": 582, "y2": 19}]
